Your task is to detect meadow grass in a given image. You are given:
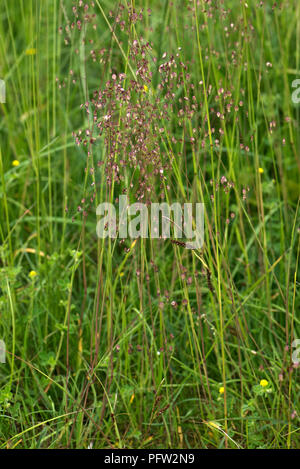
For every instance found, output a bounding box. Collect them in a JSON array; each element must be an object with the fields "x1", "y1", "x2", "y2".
[{"x1": 0, "y1": 0, "x2": 299, "y2": 449}]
